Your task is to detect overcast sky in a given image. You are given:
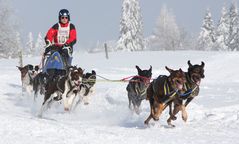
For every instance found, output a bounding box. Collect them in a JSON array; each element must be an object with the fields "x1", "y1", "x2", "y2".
[{"x1": 12, "y1": 0, "x2": 237, "y2": 48}]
